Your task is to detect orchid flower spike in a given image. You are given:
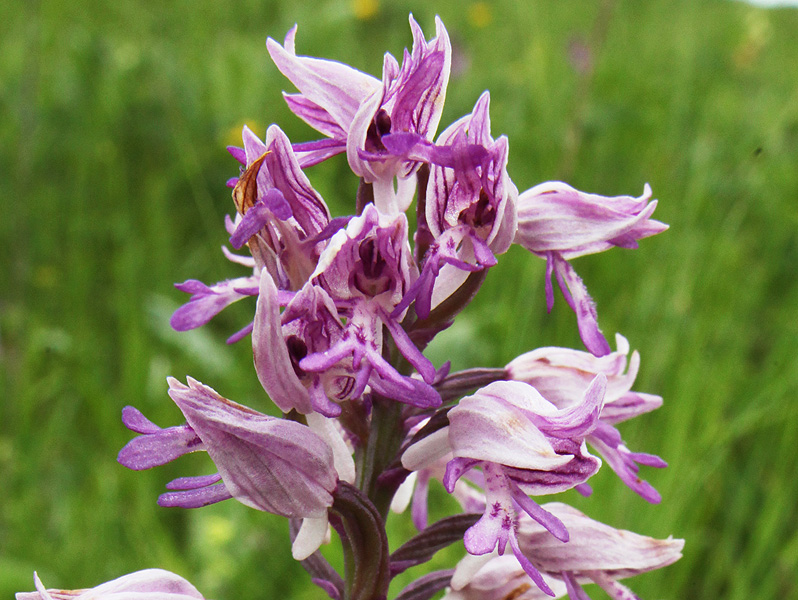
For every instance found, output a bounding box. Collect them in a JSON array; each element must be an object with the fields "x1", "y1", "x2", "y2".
[{"x1": 404, "y1": 376, "x2": 606, "y2": 595}]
